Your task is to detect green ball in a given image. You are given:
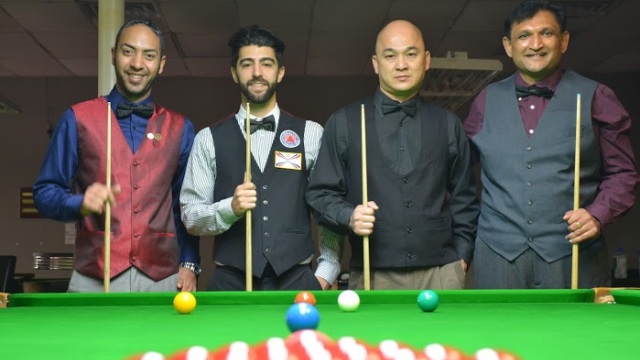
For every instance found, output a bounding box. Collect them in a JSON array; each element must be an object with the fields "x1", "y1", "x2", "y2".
[{"x1": 417, "y1": 290, "x2": 439, "y2": 312}]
